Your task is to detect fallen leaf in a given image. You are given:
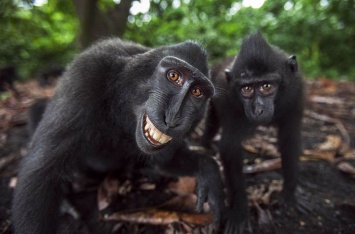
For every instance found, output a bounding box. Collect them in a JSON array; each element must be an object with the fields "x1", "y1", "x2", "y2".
[
  {"x1": 168, "y1": 176, "x2": 196, "y2": 195},
  {"x1": 161, "y1": 194, "x2": 198, "y2": 212},
  {"x1": 316, "y1": 135, "x2": 341, "y2": 151},
  {"x1": 247, "y1": 180, "x2": 283, "y2": 205},
  {"x1": 337, "y1": 162, "x2": 355, "y2": 178},
  {"x1": 97, "y1": 176, "x2": 122, "y2": 211},
  {"x1": 243, "y1": 158, "x2": 281, "y2": 174},
  {"x1": 101, "y1": 209, "x2": 213, "y2": 226}
]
